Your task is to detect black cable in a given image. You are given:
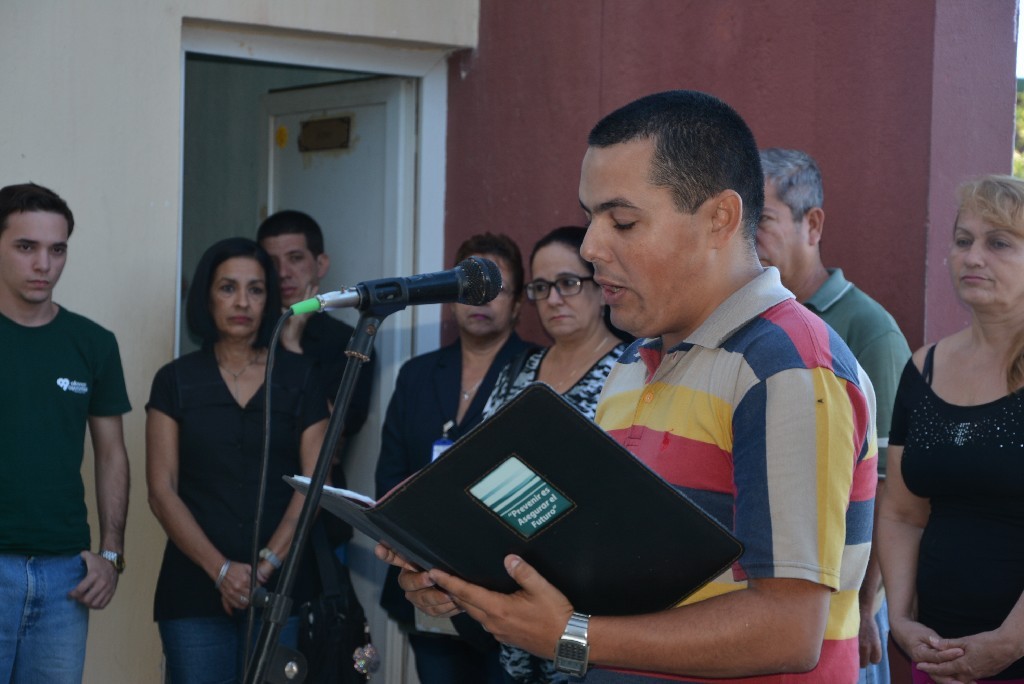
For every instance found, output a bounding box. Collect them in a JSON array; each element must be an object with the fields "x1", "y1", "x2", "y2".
[{"x1": 242, "y1": 309, "x2": 292, "y2": 668}]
